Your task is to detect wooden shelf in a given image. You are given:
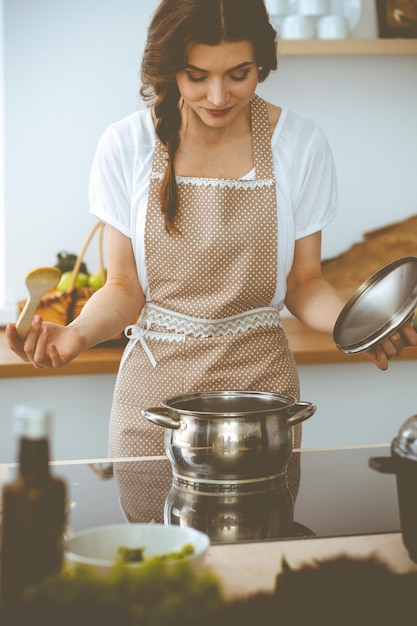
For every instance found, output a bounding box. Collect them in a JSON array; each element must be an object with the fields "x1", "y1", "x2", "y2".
[{"x1": 278, "y1": 38, "x2": 417, "y2": 56}]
